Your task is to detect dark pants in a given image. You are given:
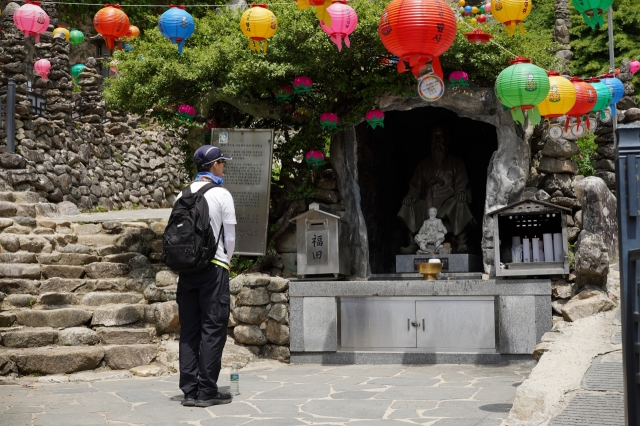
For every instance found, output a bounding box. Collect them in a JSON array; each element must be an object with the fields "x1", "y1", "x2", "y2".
[{"x1": 177, "y1": 264, "x2": 230, "y2": 396}]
